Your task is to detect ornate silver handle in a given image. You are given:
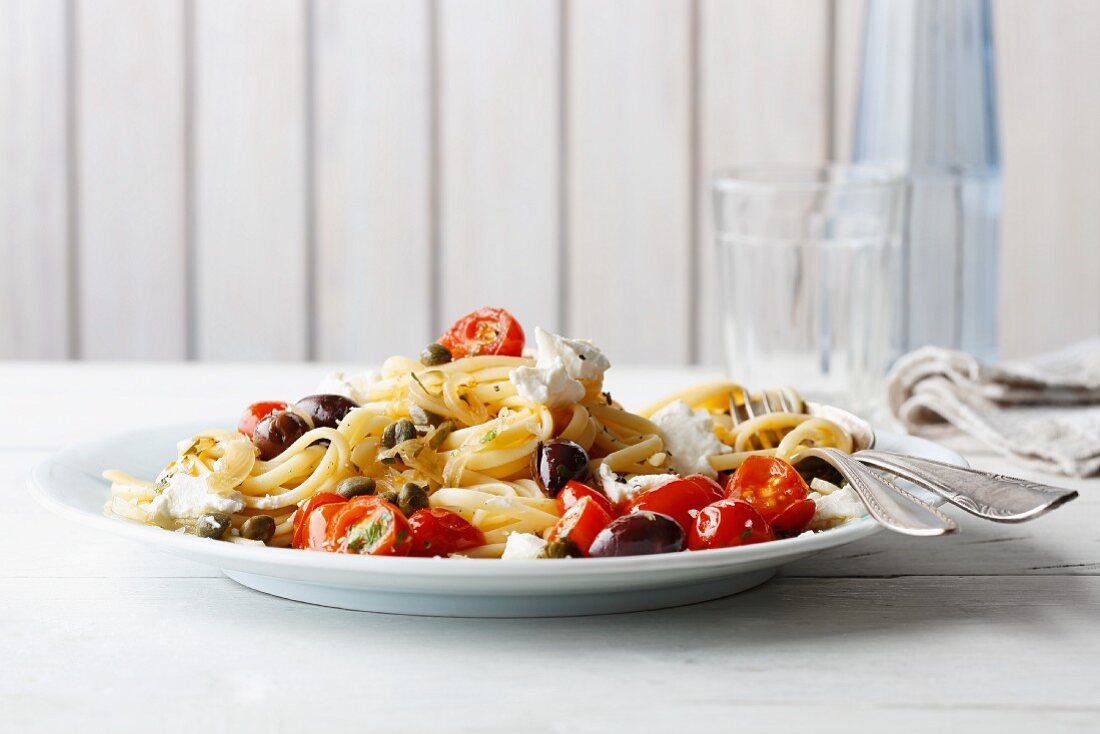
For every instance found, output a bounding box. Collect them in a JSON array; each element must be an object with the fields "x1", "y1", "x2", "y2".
[
  {"x1": 853, "y1": 450, "x2": 1079, "y2": 523},
  {"x1": 797, "y1": 447, "x2": 958, "y2": 536}
]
